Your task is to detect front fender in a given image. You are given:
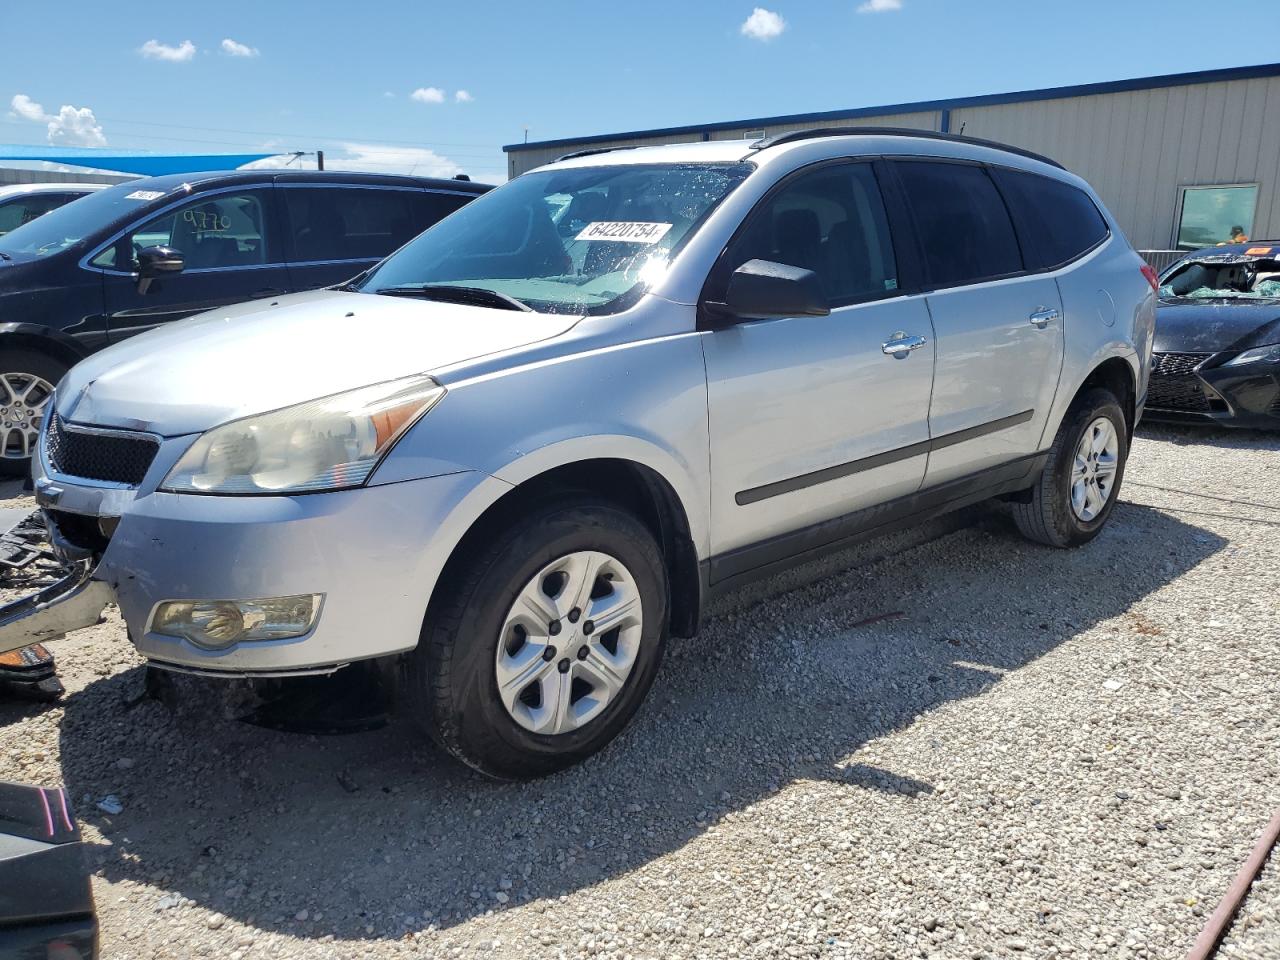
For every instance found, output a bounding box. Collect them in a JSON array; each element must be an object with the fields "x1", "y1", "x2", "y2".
[{"x1": 372, "y1": 329, "x2": 712, "y2": 558}]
